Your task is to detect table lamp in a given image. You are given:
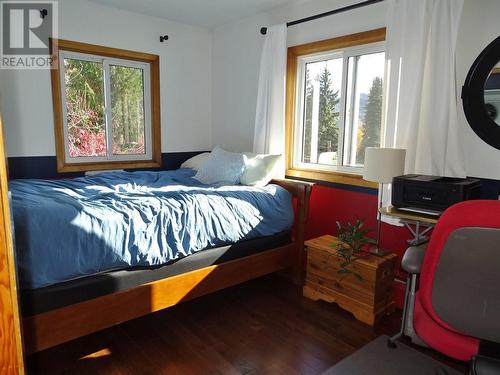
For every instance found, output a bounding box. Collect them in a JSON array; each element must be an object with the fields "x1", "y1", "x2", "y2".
[{"x1": 363, "y1": 147, "x2": 406, "y2": 256}]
